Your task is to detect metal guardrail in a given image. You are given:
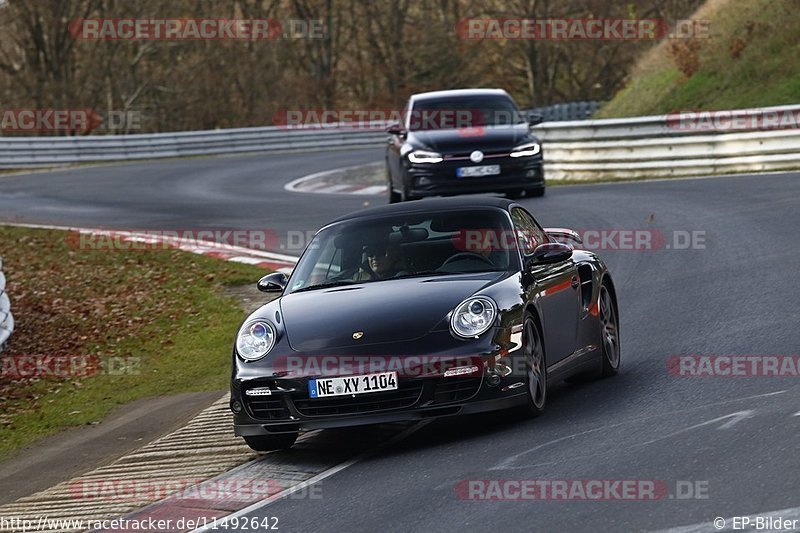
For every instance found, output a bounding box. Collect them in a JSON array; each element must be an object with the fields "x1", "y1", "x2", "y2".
[
  {"x1": 2, "y1": 103, "x2": 799, "y2": 180},
  {"x1": 0, "y1": 127, "x2": 385, "y2": 168},
  {"x1": 529, "y1": 101, "x2": 599, "y2": 122},
  {"x1": 536, "y1": 103, "x2": 800, "y2": 180},
  {"x1": 0, "y1": 257, "x2": 13, "y2": 351},
  {"x1": 0, "y1": 103, "x2": 594, "y2": 169}
]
